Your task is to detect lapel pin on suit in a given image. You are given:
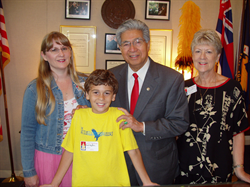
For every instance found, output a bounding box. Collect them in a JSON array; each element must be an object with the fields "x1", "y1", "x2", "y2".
[{"x1": 147, "y1": 87, "x2": 150, "y2": 91}]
